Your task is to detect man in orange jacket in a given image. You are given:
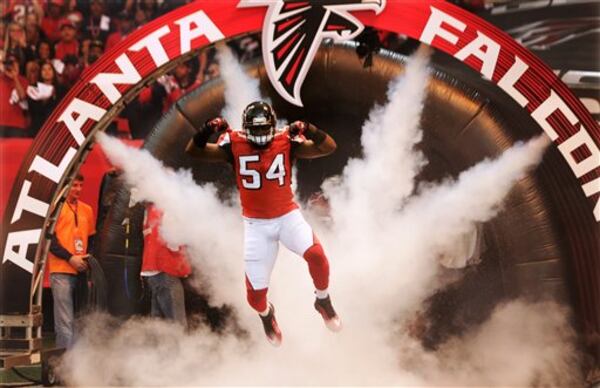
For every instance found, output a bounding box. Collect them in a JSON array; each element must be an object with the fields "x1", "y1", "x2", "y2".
[
  {"x1": 48, "y1": 174, "x2": 95, "y2": 349},
  {"x1": 141, "y1": 204, "x2": 191, "y2": 327}
]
